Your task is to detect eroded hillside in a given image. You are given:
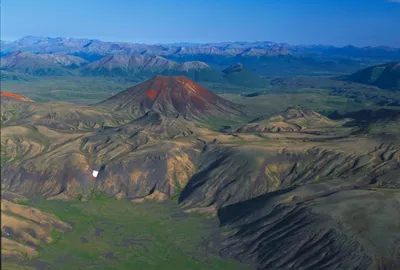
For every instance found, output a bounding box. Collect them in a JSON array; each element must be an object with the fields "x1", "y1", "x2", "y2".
[
  {"x1": 1, "y1": 192, "x2": 72, "y2": 262},
  {"x1": 1, "y1": 78, "x2": 399, "y2": 269}
]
